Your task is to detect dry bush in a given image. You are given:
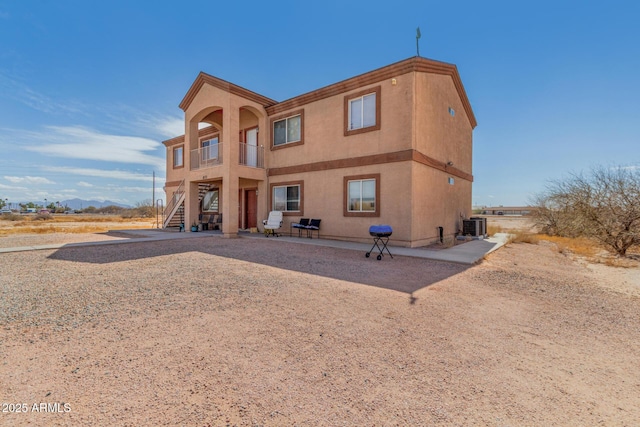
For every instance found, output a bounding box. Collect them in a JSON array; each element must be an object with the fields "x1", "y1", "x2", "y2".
[
  {"x1": 509, "y1": 231, "x2": 539, "y2": 244},
  {"x1": 487, "y1": 224, "x2": 504, "y2": 236},
  {"x1": 541, "y1": 235, "x2": 599, "y2": 258},
  {"x1": 537, "y1": 235, "x2": 638, "y2": 267},
  {"x1": 0, "y1": 213, "x2": 23, "y2": 221},
  {"x1": 532, "y1": 166, "x2": 640, "y2": 257}
]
